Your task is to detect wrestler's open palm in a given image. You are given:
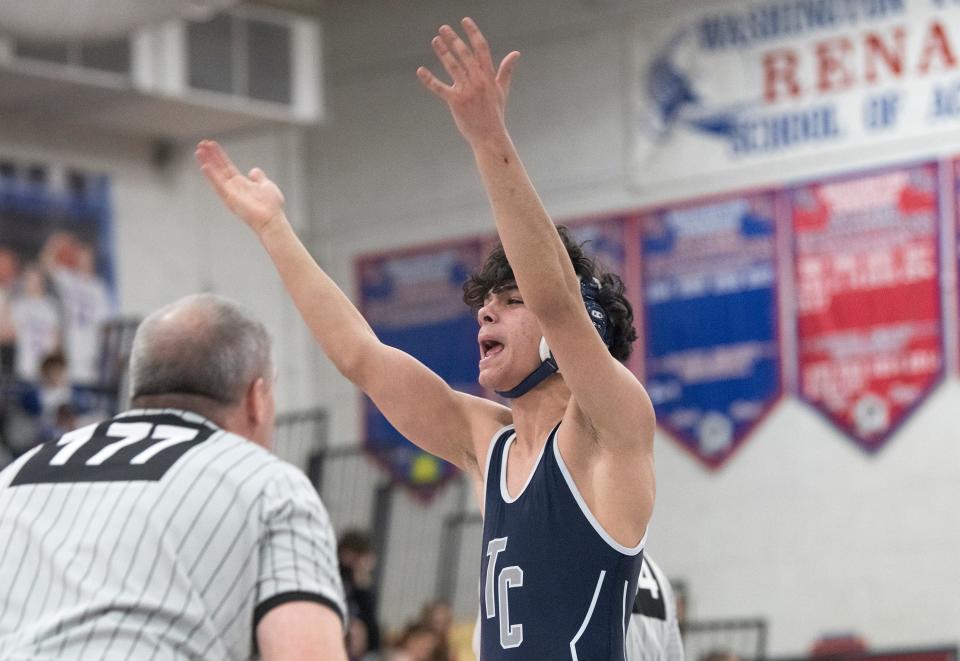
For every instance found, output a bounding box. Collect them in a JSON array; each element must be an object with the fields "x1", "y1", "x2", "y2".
[
  {"x1": 195, "y1": 139, "x2": 286, "y2": 235},
  {"x1": 417, "y1": 17, "x2": 520, "y2": 145}
]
